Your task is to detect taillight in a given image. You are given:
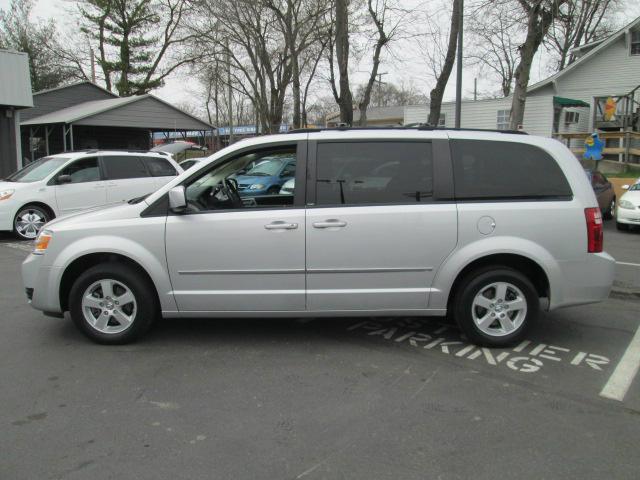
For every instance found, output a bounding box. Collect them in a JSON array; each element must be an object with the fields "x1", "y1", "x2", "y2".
[{"x1": 584, "y1": 207, "x2": 603, "y2": 253}]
